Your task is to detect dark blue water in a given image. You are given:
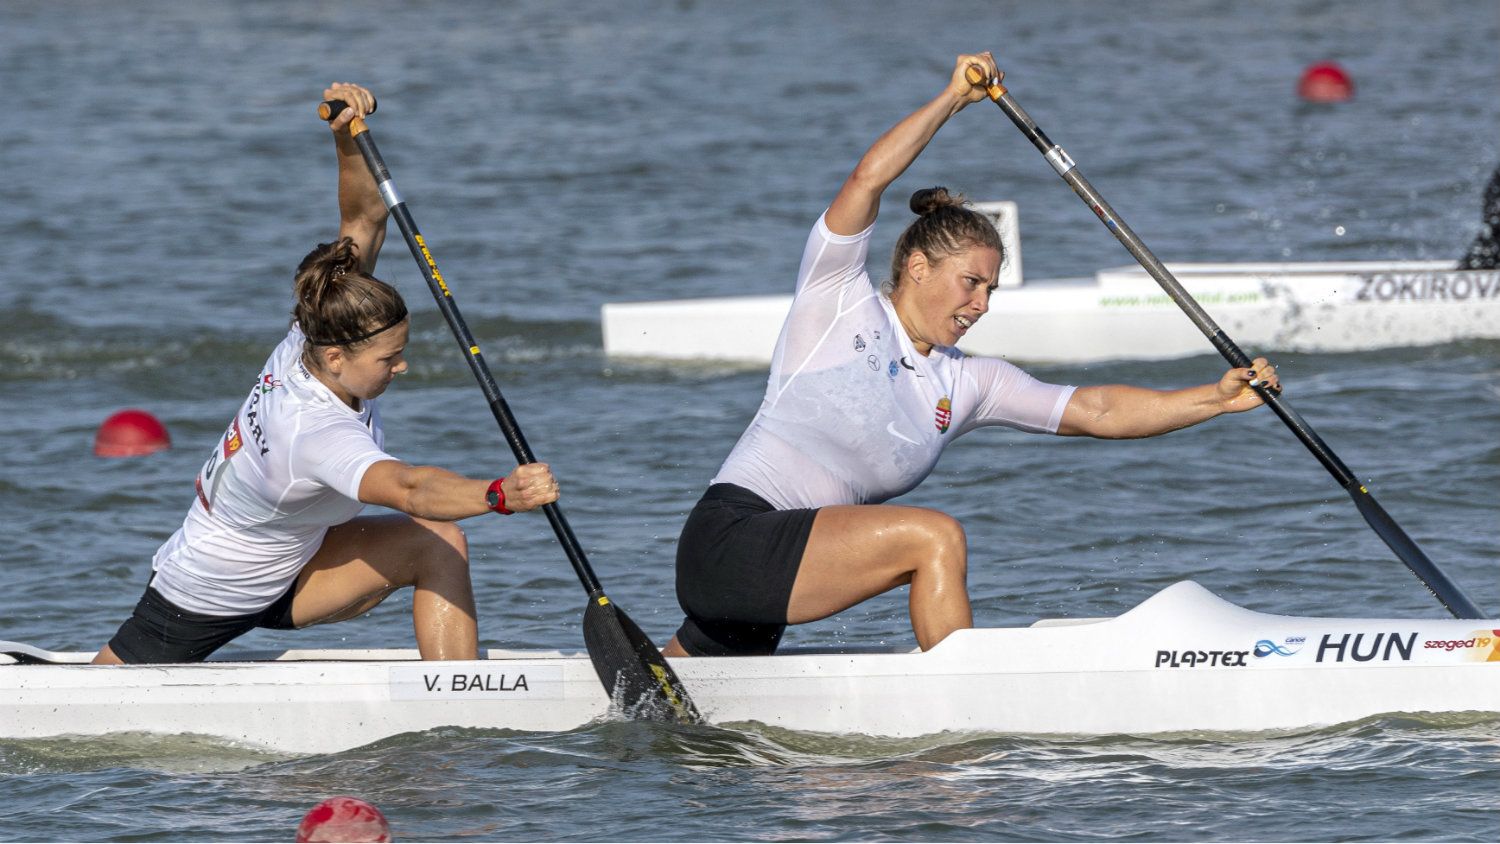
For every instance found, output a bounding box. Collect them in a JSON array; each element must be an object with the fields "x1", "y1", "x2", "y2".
[{"x1": 3, "y1": 1, "x2": 1499, "y2": 841}]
